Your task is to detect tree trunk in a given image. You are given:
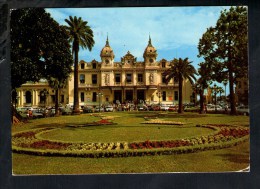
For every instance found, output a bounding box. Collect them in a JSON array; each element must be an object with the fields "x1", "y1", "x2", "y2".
[
  {"x1": 73, "y1": 44, "x2": 80, "y2": 114},
  {"x1": 229, "y1": 70, "x2": 236, "y2": 115},
  {"x1": 178, "y1": 75, "x2": 183, "y2": 113},
  {"x1": 228, "y1": 40, "x2": 237, "y2": 115},
  {"x1": 199, "y1": 89, "x2": 204, "y2": 114},
  {"x1": 55, "y1": 88, "x2": 59, "y2": 116}
]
